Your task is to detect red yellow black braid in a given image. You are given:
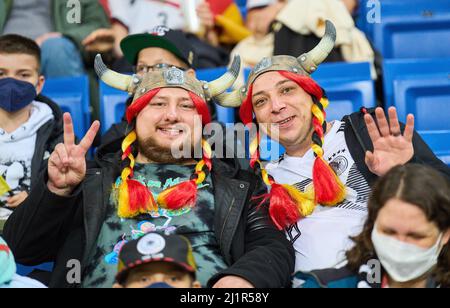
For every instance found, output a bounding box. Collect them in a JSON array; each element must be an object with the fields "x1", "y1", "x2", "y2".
[
  {"x1": 248, "y1": 126, "x2": 315, "y2": 230},
  {"x1": 116, "y1": 130, "x2": 157, "y2": 218},
  {"x1": 311, "y1": 95, "x2": 346, "y2": 205},
  {"x1": 157, "y1": 139, "x2": 213, "y2": 210}
]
